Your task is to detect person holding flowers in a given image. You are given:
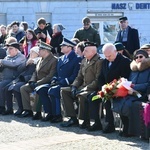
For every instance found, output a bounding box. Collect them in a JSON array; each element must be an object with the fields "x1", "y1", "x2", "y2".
[
  {"x1": 88, "y1": 43, "x2": 131, "y2": 132},
  {"x1": 113, "y1": 49, "x2": 150, "y2": 137}
]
